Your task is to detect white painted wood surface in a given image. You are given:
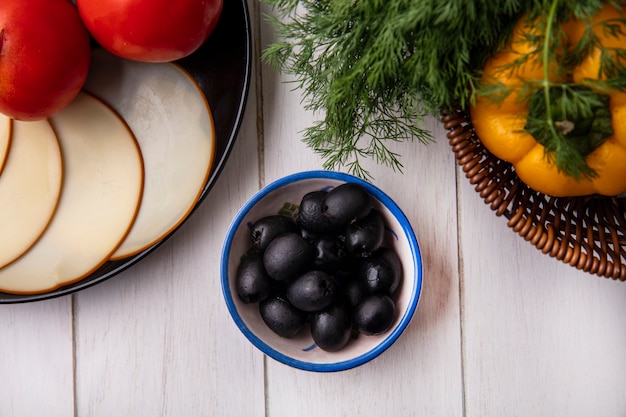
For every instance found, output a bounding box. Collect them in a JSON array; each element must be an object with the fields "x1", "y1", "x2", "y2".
[{"x1": 1, "y1": 1, "x2": 625, "y2": 416}]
